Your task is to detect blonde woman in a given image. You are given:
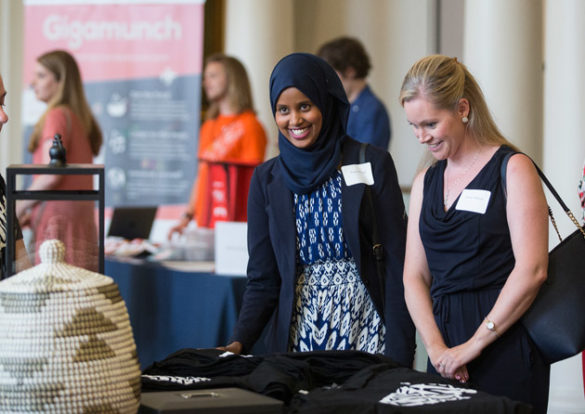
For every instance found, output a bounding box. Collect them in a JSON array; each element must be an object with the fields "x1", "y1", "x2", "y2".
[
  {"x1": 400, "y1": 55, "x2": 549, "y2": 412},
  {"x1": 17, "y1": 50, "x2": 102, "y2": 270}
]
